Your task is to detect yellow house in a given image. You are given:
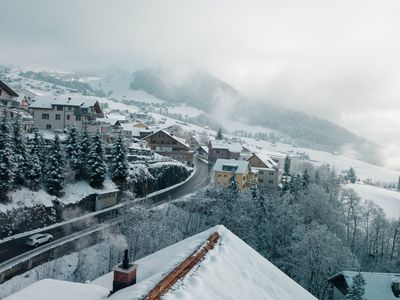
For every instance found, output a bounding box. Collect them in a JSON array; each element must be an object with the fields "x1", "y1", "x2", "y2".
[
  {"x1": 133, "y1": 122, "x2": 149, "y2": 129},
  {"x1": 212, "y1": 159, "x2": 257, "y2": 190}
]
